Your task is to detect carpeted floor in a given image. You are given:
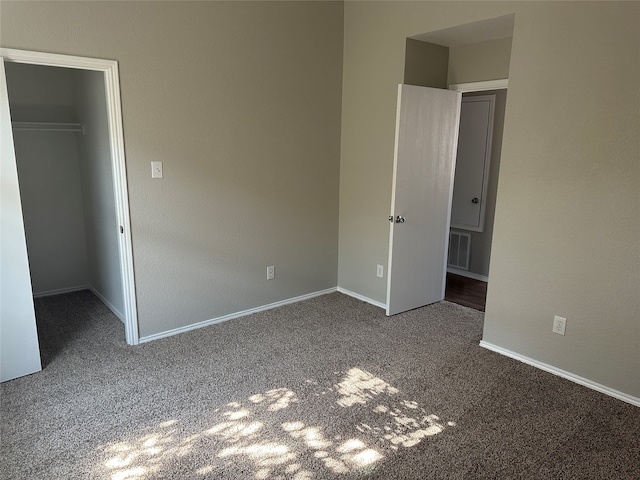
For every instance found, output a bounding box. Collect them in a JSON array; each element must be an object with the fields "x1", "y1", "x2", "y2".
[{"x1": 1, "y1": 290, "x2": 638, "y2": 479}]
